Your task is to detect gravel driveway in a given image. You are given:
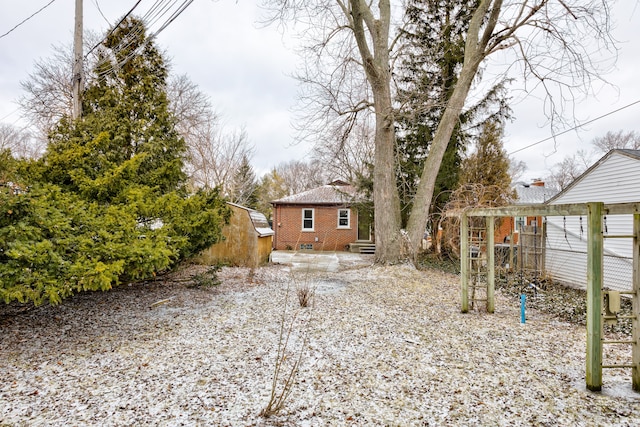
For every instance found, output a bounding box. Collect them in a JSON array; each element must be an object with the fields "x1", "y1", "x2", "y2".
[{"x1": 2, "y1": 261, "x2": 640, "y2": 426}]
